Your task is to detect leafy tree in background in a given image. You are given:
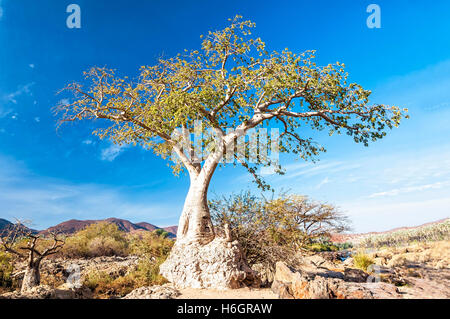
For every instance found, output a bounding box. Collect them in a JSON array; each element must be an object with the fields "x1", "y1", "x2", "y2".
[{"x1": 57, "y1": 16, "x2": 407, "y2": 246}]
